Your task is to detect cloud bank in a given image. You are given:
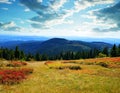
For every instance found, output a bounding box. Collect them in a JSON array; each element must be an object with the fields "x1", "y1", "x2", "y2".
[
  {"x1": 92, "y1": 1, "x2": 120, "y2": 32},
  {"x1": 0, "y1": 0, "x2": 15, "y2": 4},
  {"x1": 0, "y1": 0, "x2": 11, "y2": 4},
  {"x1": 20, "y1": 0, "x2": 69, "y2": 28},
  {"x1": 20, "y1": 0, "x2": 114, "y2": 29},
  {"x1": 0, "y1": 21, "x2": 21, "y2": 31},
  {"x1": 1, "y1": 0, "x2": 118, "y2": 34}
]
